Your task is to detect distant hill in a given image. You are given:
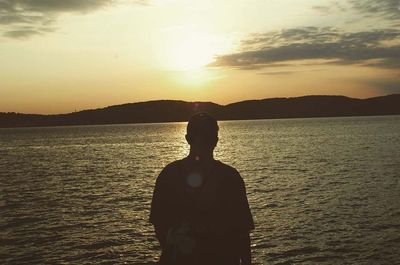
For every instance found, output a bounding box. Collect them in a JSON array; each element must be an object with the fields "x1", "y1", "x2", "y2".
[{"x1": 1, "y1": 94, "x2": 400, "y2": 128}]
